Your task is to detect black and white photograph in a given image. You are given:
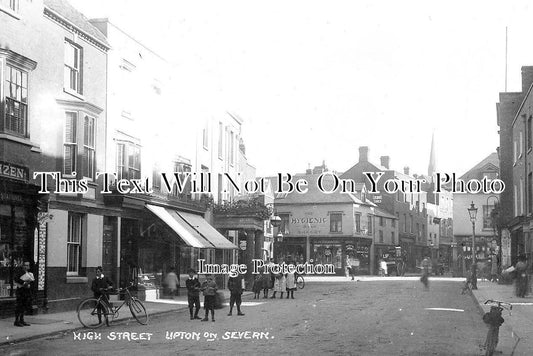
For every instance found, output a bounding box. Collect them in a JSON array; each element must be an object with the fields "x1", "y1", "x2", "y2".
[{"x1": 1, "y1": 0, "x2": 533, "y2": 355}]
